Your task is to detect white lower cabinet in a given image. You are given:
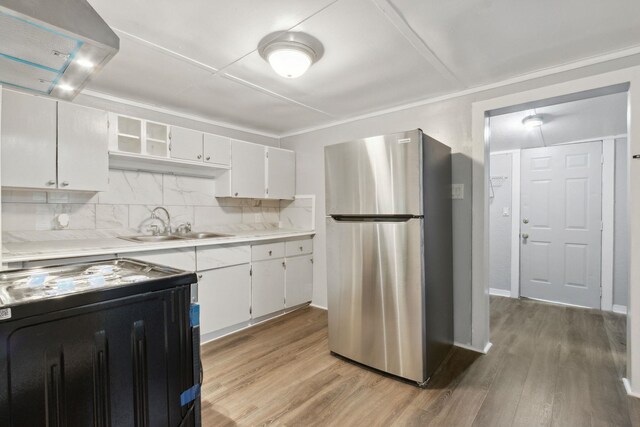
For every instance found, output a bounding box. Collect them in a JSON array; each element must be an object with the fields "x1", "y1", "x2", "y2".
[
  {"x1": 199, "y1": 264, "x2": 252, "y2": 335},
  {"x1": 251, "y1": 258, "x2": 285, "y2": 318},
  {"x1": 285, "y1": 255, "x2": 313, "y2": 308}
]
